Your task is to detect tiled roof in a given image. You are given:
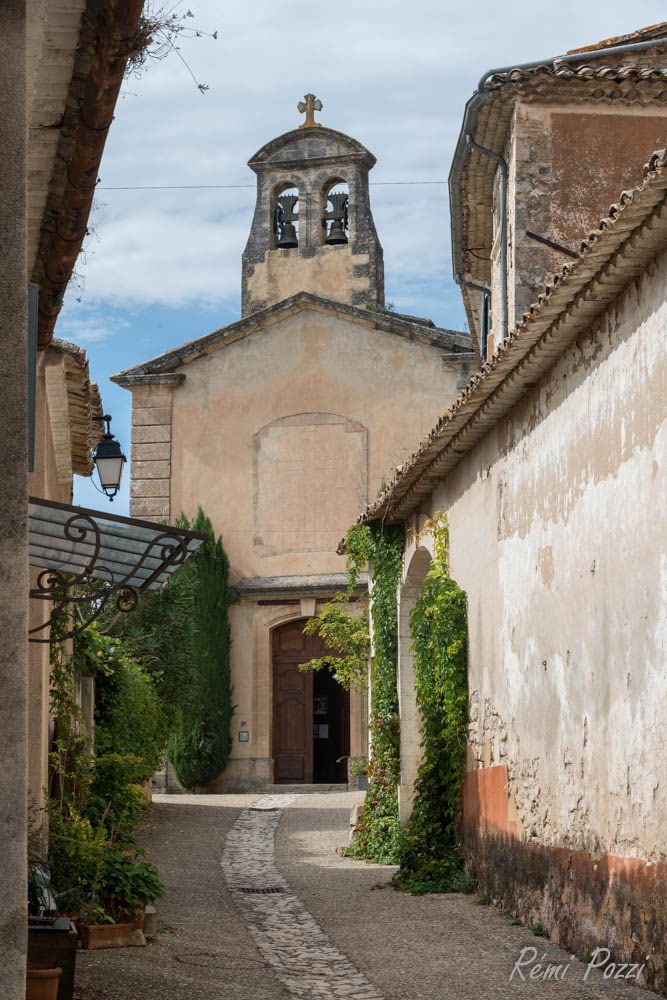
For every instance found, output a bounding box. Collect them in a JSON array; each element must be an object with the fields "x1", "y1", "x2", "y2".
[
  {"x1": 362, "y1": 149, "x2": 667, "y2": 525},
  {"x1": 567, "y1": 22, "x2": 667, "y2": 56},
  {"x1": 451, "y1": 24, "x2": 667, "y2": 343}
]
